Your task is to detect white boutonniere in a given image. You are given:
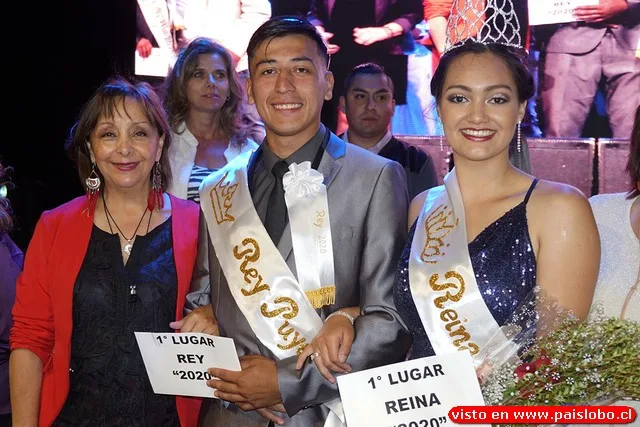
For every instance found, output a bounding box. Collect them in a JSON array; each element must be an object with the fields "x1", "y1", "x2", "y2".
[{"x1": 283, "y1": 161, "x2": 324, "y2": 199}]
